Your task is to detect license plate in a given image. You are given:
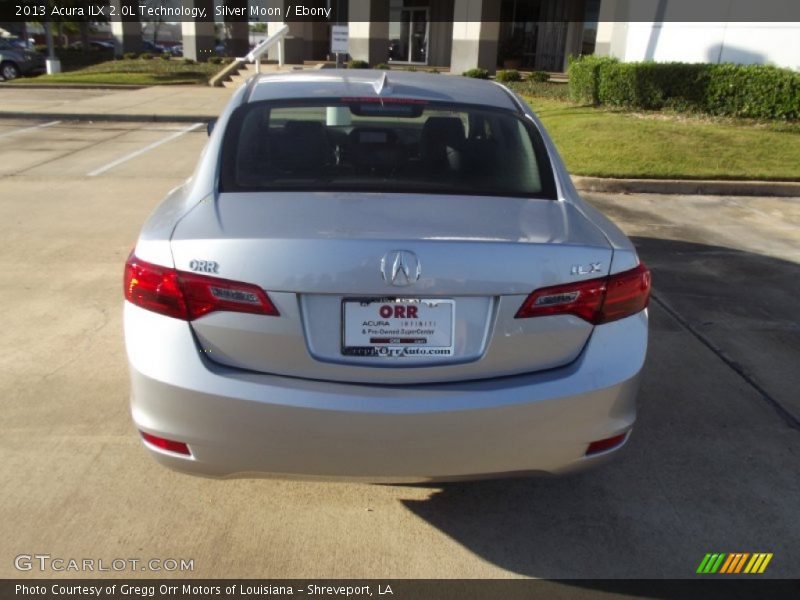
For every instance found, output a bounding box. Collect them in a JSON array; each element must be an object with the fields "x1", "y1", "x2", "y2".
[{"x1": 342, "y1": 298, "x2": 455, "y2": 358}]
